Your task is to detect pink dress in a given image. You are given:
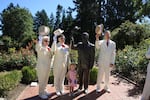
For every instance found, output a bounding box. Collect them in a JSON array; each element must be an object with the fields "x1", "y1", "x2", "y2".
[{"x1": 68, "y1": 70, "x2": 77, "y2": 87}]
